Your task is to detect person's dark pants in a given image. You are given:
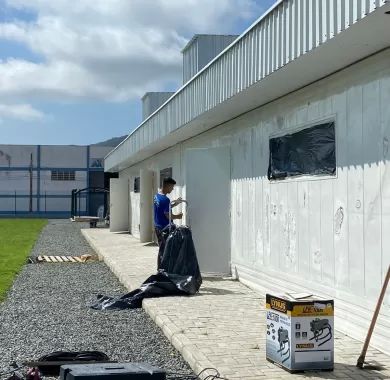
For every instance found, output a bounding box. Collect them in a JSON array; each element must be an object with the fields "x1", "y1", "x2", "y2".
[{"x1": 155, "y1": 227, "x2": 166, "y2": 270}]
